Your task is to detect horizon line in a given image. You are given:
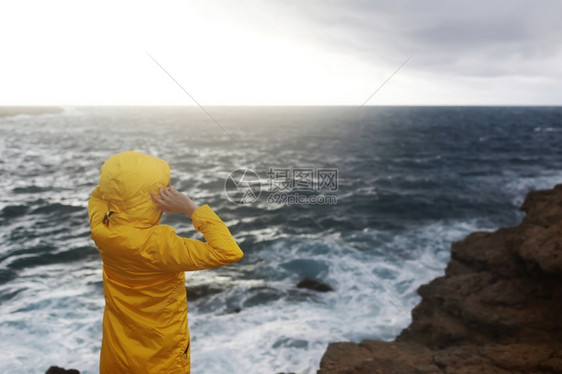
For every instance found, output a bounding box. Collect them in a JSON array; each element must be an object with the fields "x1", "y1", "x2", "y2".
[{"x1": 1, "y1": 104, "x2": 562, "y2": 108}]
